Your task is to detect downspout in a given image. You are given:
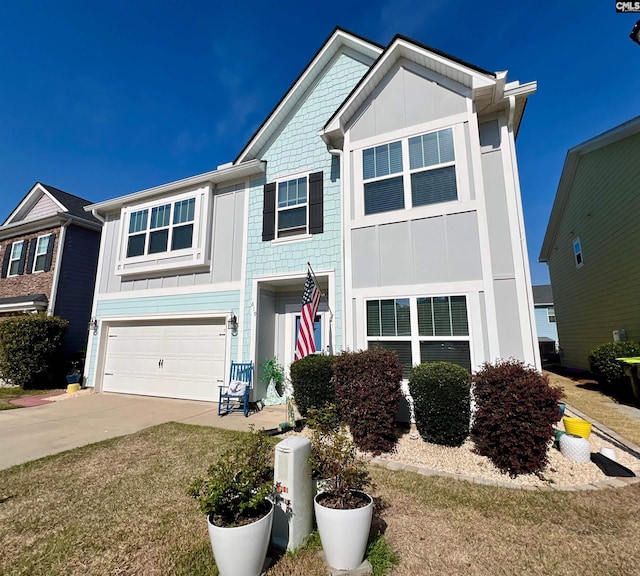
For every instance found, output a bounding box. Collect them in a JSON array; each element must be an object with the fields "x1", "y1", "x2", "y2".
[
  {"x1": 506, "y1": 95, "x2": 542, "y2": 370},
  {"x1": 326, "y1": 142, "x2": 343, "y2": 356},
  {"x1": 48, "y1": 216, "x2": 72, "y2": 316}
]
